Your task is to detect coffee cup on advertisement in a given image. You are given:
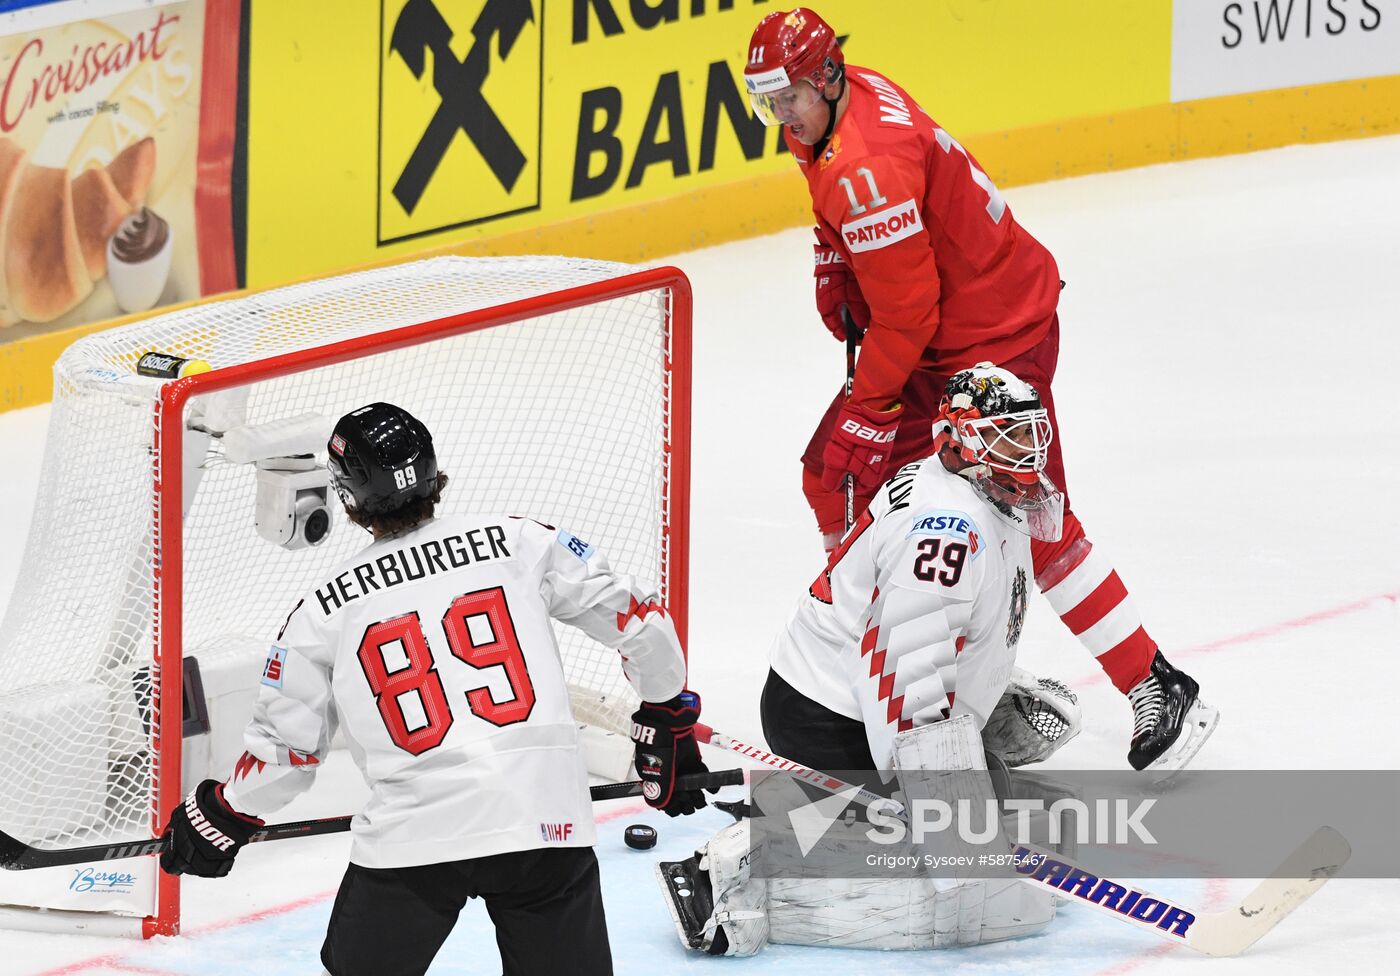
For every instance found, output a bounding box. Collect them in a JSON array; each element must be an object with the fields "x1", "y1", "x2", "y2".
[{"x1": 107, "y1": 207, "x2": 173, "y2": 314}]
